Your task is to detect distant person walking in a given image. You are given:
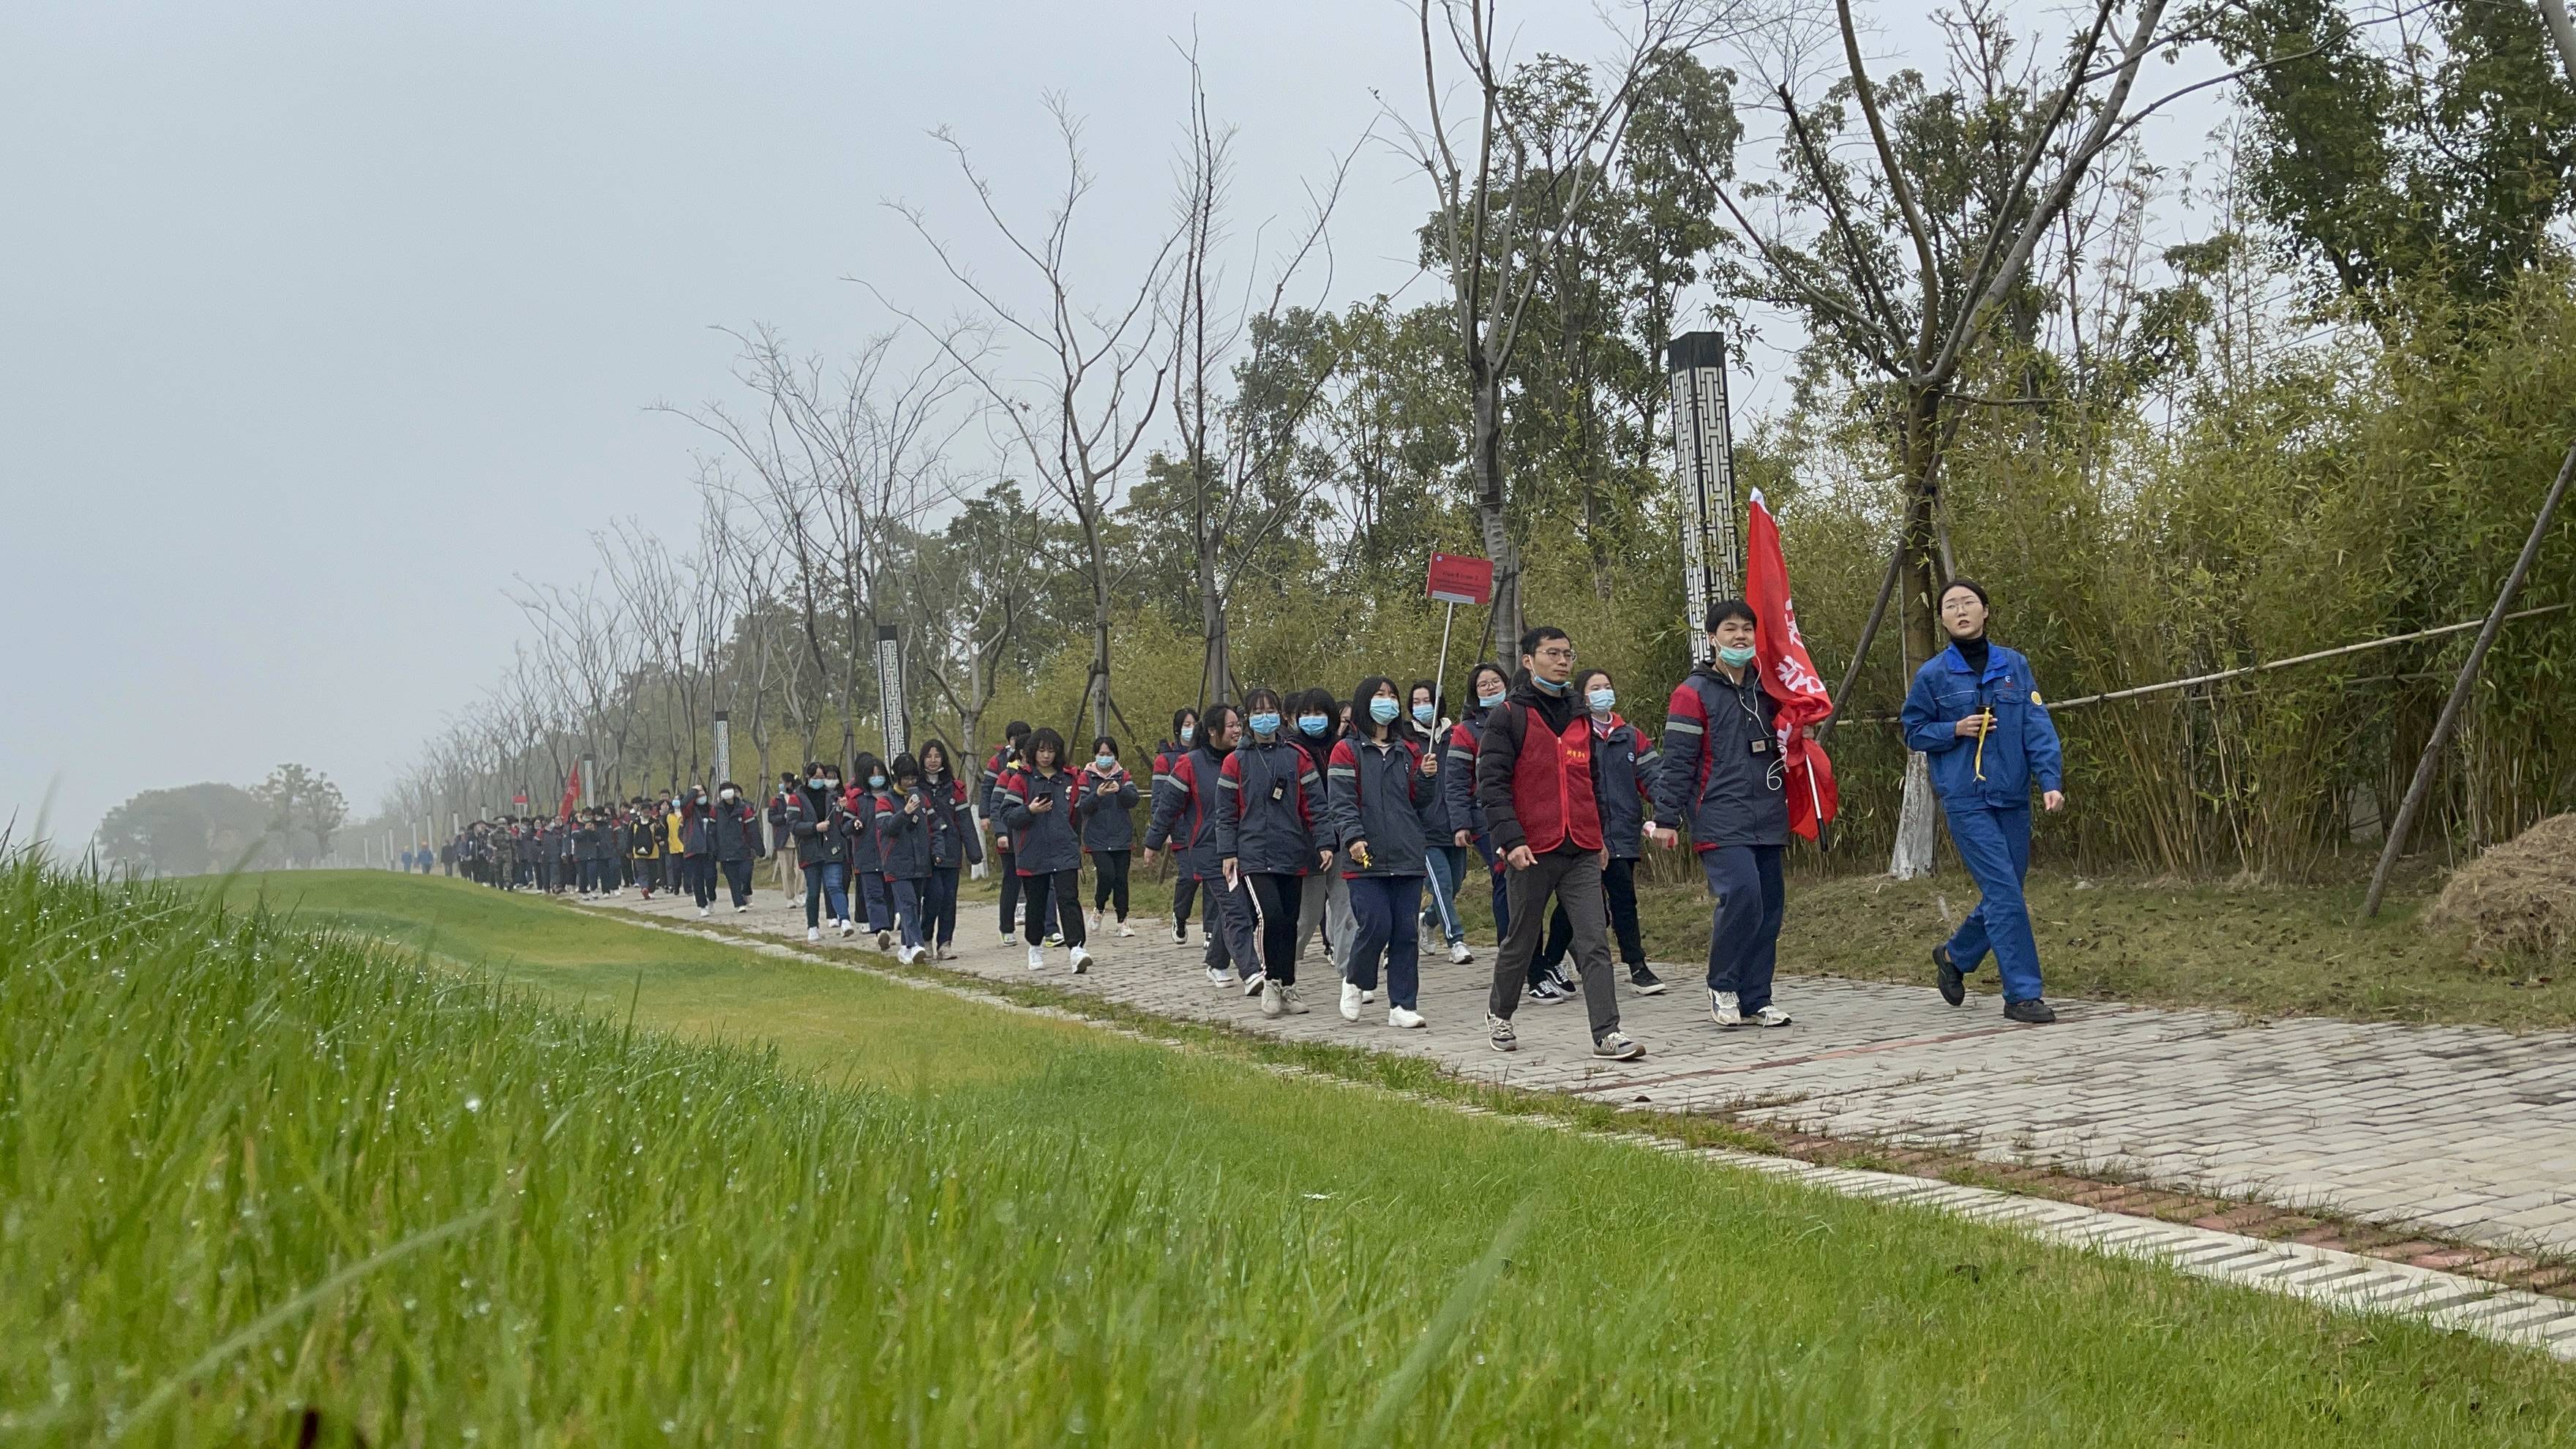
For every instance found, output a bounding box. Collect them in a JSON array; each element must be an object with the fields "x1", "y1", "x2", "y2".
[
  {"x1": 1902, "y1": 578, "x2": 2067, "y2": 1025},
  {"x1": 1328, "y1": 676, "x2": 1434, "y2": 1029},
  {"x1": 1151, "y1": 709, "x2": 1201, "y2": 943},
  {"x1": 915, "y1": 739, "x2": 980, "y2": 959},
  {"x1": 1218, "y1": 688, "x2": 1325, "y2": 1019},
  {"x1": 786, "y1": 763, "x2": 850, "y2": 943},
  {"x1": 999, "y1": 728, "x2": 1091, "y2": 974},
  {"x1": 1143, "y1": 705, "x2": 1263, "y2": 992},
  {"x1": 982, "y1": 722, "x2": 1033, "y2": 947},
  {"x1": 711, "y1": 782, "x2": 761, "y2": 910},
  {"x1": 1078, "y1": 735, "x2": 1139, "y2": 937}
]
